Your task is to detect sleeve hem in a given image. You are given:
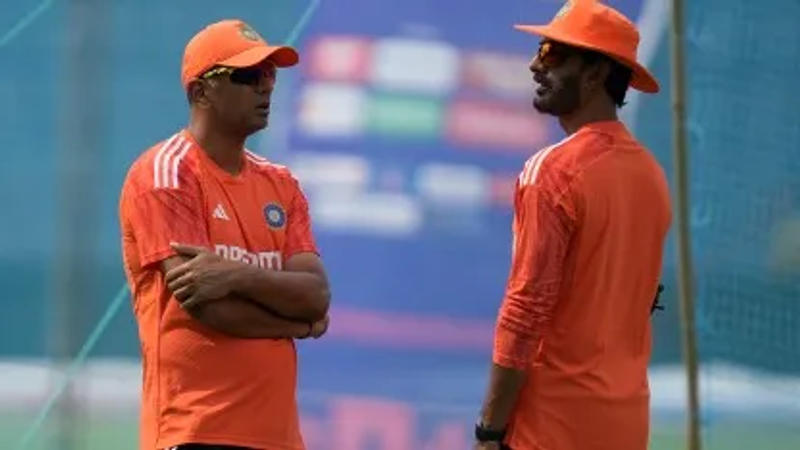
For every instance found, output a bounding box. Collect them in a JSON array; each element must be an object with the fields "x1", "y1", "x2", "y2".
[
  {"x1": 493, "y1": 323, "x2": 538, "y2": 370},
  {"x1": 139, "y1": 248, "x2": 179, "y2": 269},
  {"x1": 492, "y1": 353, "x2": 530, "y2": 370},
  {"x1": 284, "y1": 247, "x2": 320, "y2": 260}
]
